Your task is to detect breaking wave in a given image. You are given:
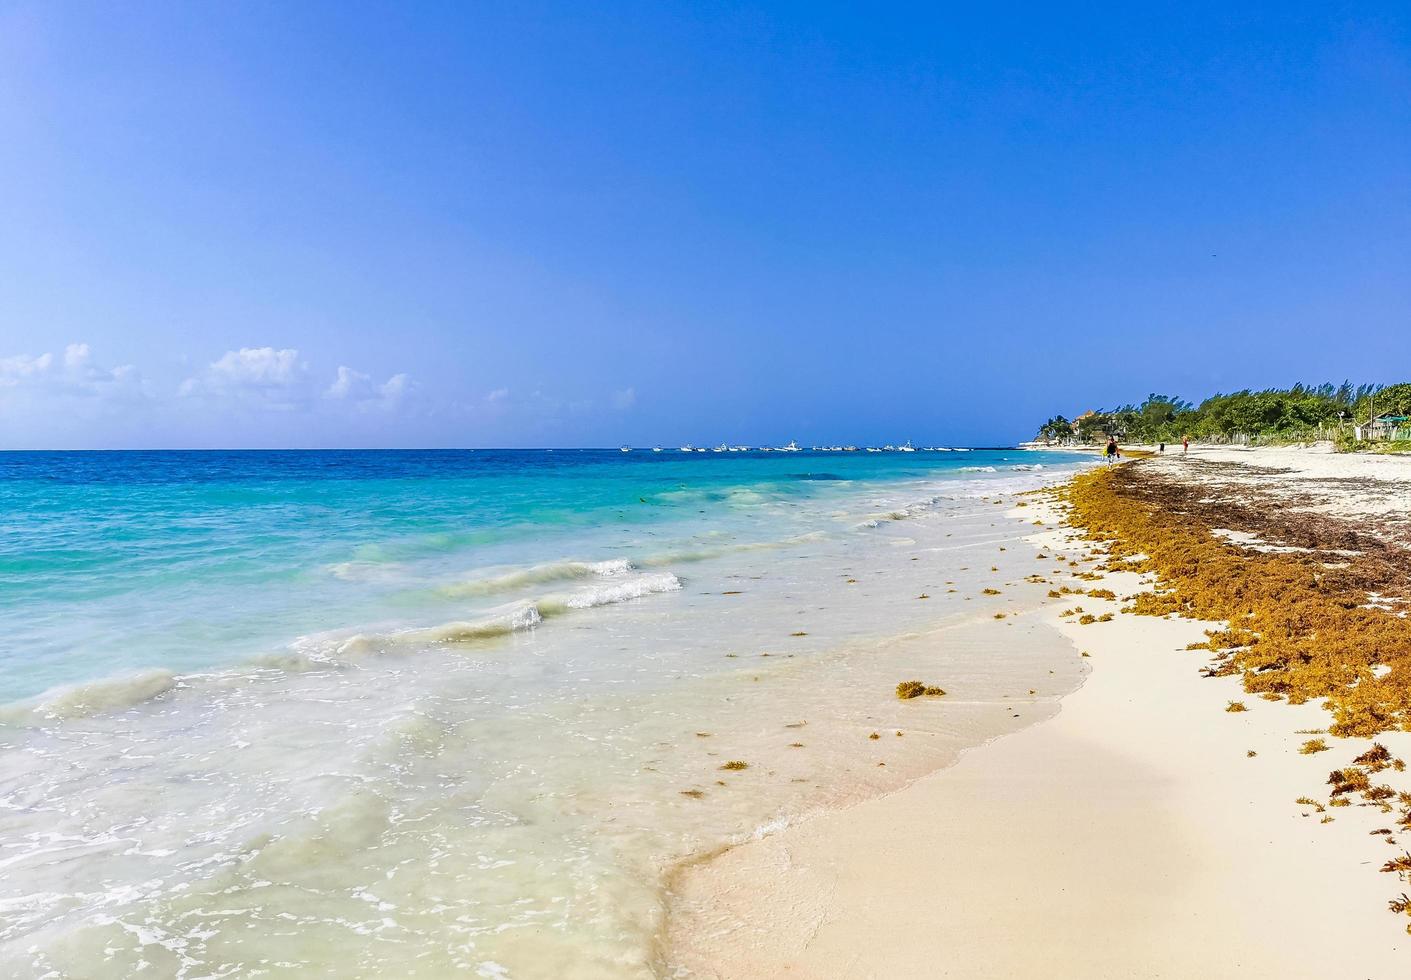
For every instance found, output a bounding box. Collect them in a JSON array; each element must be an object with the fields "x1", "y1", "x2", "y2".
[
  {"x1": 854, "y1": 494, "x2": 946, "y2": 529},
  {"x1": 1, "y1": 669, "x2": 178, "y2": 724},
  {"x1": 313, "y1": 571, "x2": 684, "y2": 659},
  {"x1": 441, "y1": 558, "x2": 635, "y2": 596},
  {"x1": 6, "y1": 573, "x2": 685, "y2": 725}
]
